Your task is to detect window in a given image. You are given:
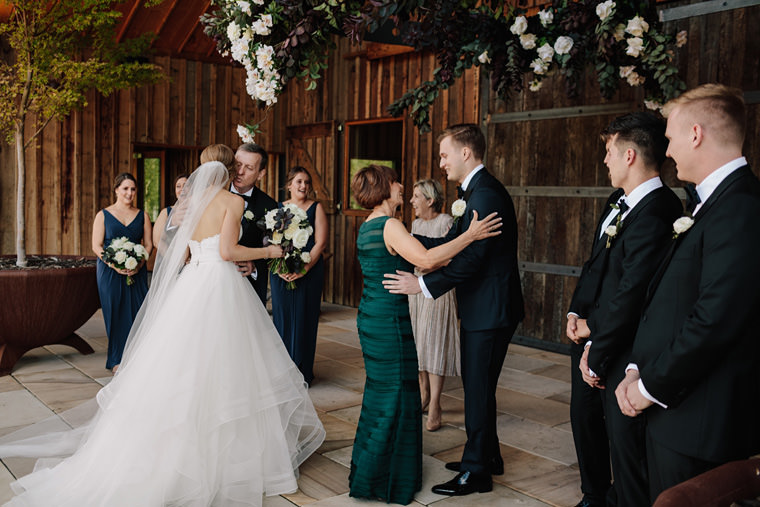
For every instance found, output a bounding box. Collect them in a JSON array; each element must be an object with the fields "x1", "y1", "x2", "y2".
[{"x1": 343, "y1": 118, "x2": 404, "y2": 216}]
